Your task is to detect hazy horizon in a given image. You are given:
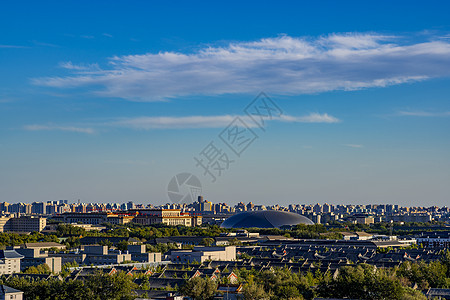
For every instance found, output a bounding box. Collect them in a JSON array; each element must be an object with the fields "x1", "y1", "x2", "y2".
[{"x1": 1, "y1": 1, "x2": 449, "y2": 207}]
